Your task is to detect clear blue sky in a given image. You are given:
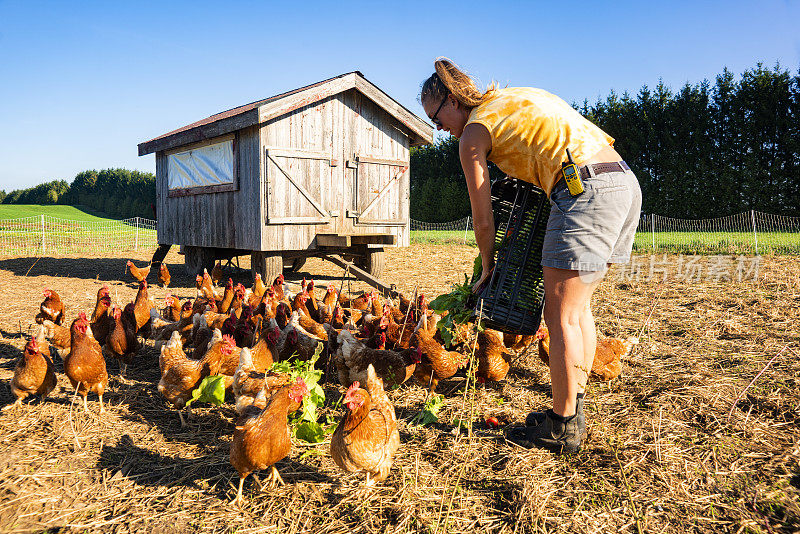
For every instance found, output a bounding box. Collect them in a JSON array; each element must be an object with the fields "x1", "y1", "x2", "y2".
[{"x1": 0, "y1": 0, "x2": 798, "y2": 191}]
